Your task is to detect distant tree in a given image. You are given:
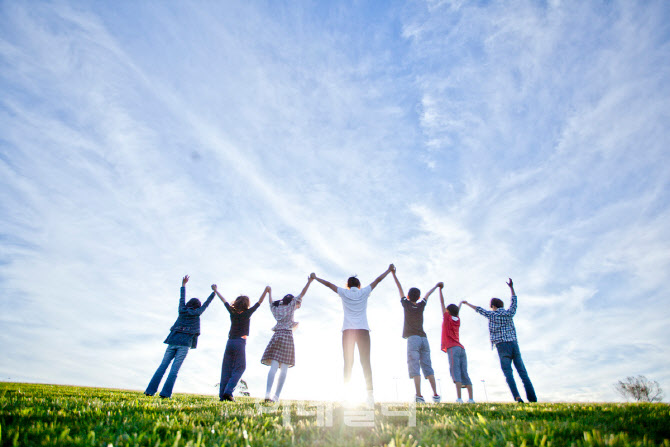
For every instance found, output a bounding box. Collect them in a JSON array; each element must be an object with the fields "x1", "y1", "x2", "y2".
[
  {"x1": 615, "y1": 376, "x2": 664, "y2": 402},
  {"x1": 236, "y1": 380, "x2": 250, "y2": 396}
]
